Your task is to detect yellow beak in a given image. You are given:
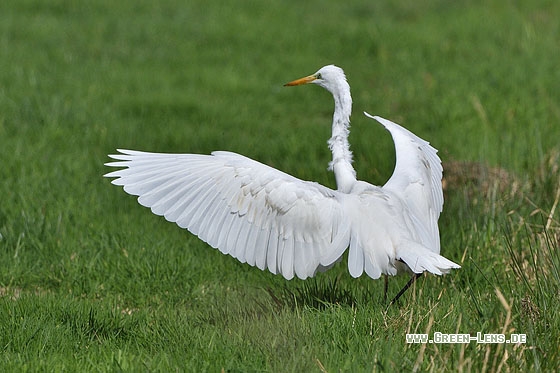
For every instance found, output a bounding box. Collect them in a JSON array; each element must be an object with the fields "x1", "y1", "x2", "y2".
[{"x1": 284, "y1": 74, "x2": 317, "y2": 86}]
